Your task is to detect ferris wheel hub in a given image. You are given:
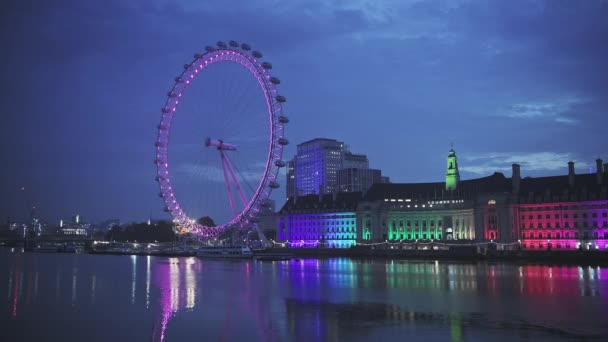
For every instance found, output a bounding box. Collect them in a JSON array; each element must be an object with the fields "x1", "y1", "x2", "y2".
[{"x1": 204, "y1": 137, "x2": 237, "y2": 151}]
